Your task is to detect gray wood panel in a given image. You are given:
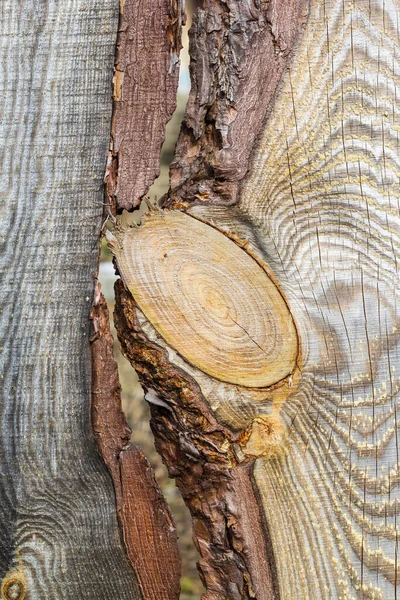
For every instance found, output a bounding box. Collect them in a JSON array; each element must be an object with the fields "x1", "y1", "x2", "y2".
[{"x1": 0, "y1": 2, "x2": 141, "y2": 597}]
